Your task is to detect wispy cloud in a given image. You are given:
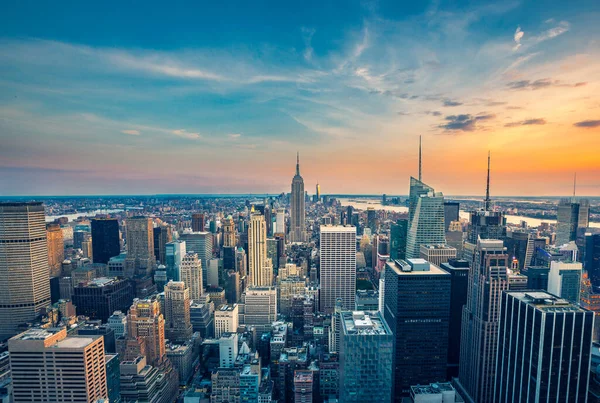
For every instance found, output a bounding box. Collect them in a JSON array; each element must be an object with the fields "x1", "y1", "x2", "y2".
[
  {"x1": 506, "y1": 78, "x2": 587, "y2": 90},
  {"x1": 530, "y1": 21, "x2": 570, "y2": 44},
  {"x1": 513, "y1": 26, "x2": 524, "y2": 50},
  {"x1": 504, "y1": 118, "x2": 546, "y2": 127},
  {"x1": 443, "y1": 99, "x2": 463, "y2": 107},
  {"x1": 228, "y1": 133, "x2": 242, "y2": 139},
  {"x1": 121, "y1": 129, "x2": 141, "y2": 135},
  {"x1": 573, "y1": 120, "x2": 600, "y2": 128},
  {"x1": 172, "y1": 129, "x2": 201, "y2": 139}
]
